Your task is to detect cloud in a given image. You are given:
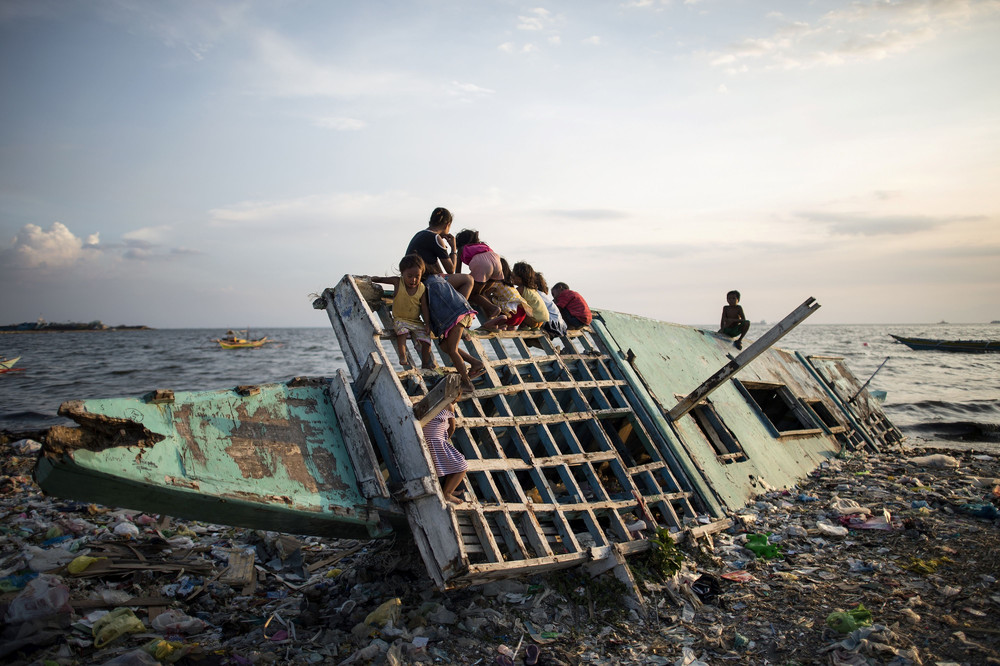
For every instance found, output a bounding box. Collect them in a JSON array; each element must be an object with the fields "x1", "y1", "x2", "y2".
[
  {"x1": 448, "y1": 81, "x2": 496, "y2": 103},
  {"x1": 796, "y1": 211, "x2": 983, "y2": 236},
  {"x1": 518, "y1": 8, "x2": 552, "y2": 31},
  {"x1": 582, "y1": 36, "x2": 602, "y2": 46},
  {"x1": 545, "y1": 209, "x2": 631, "y2": 220},
  {"x1": 2, "y1": 222, "x2": 92, "y2": 269},
  {"x1": 314, "y1": 116, "x2": 367, "y2": 131},
  {"x1": 706, "y1": 0, "x2": 1000, "y2": 73}
]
